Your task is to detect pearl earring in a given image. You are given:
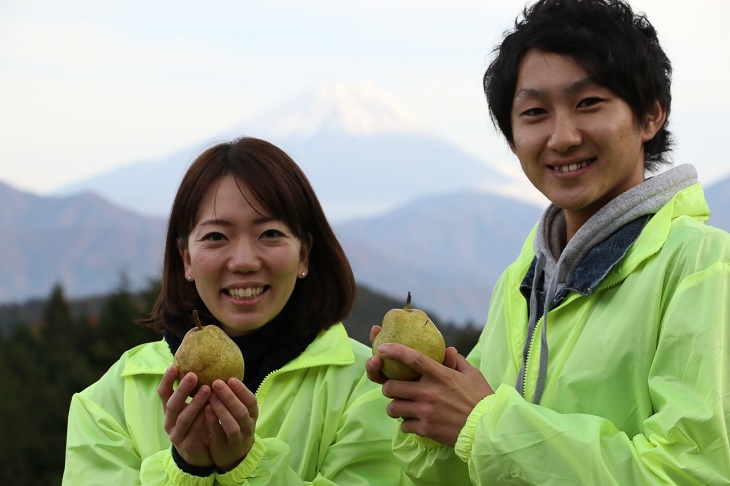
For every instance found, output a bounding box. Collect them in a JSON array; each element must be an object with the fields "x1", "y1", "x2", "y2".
[
  {"x1": 186, "y1": 275, "x2": 192, "y2": 281},
  {"x1": 301, "y1": 272, "x2": 307, "y2": 277}
]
